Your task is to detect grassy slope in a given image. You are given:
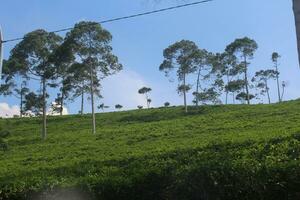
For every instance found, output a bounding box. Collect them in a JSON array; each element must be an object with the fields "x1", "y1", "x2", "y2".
[{"x1": 1, "y1": 101, "x2": 300, "y2": 199}]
